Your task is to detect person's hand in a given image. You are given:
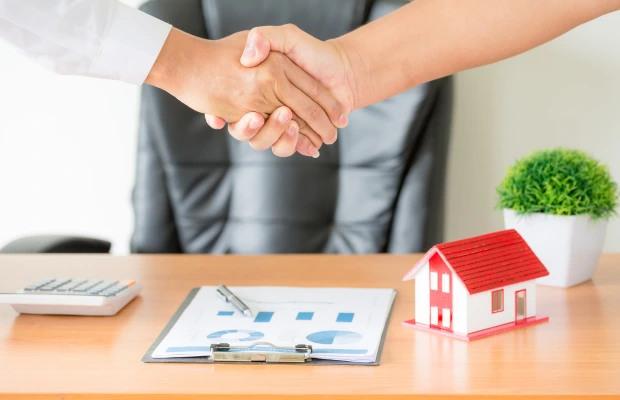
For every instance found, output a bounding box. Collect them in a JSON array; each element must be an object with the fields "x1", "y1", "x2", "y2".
[
  {"x1": 146, "y1": 28, "x2": 346, "y2": 157},
  {"x1": 205, "y1": 24, "x2": 359, "y2": 157},
  {"x1": 242, "y1": 25, "x2": 357, "y2": 115}
]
